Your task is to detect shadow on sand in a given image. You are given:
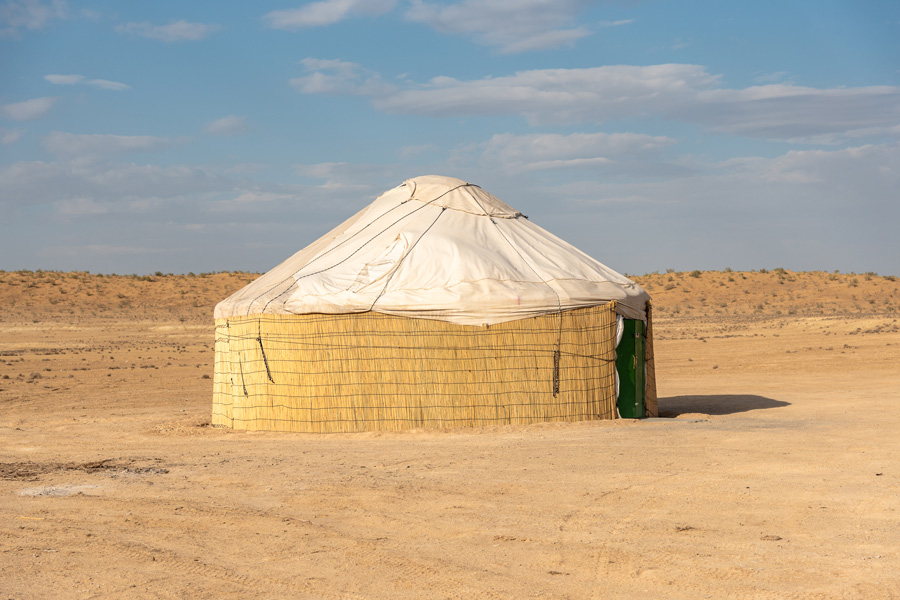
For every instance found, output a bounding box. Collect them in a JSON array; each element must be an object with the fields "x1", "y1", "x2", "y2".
[{"x1": 658, "y1": 395, "x2": 789, "y2": 417}]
